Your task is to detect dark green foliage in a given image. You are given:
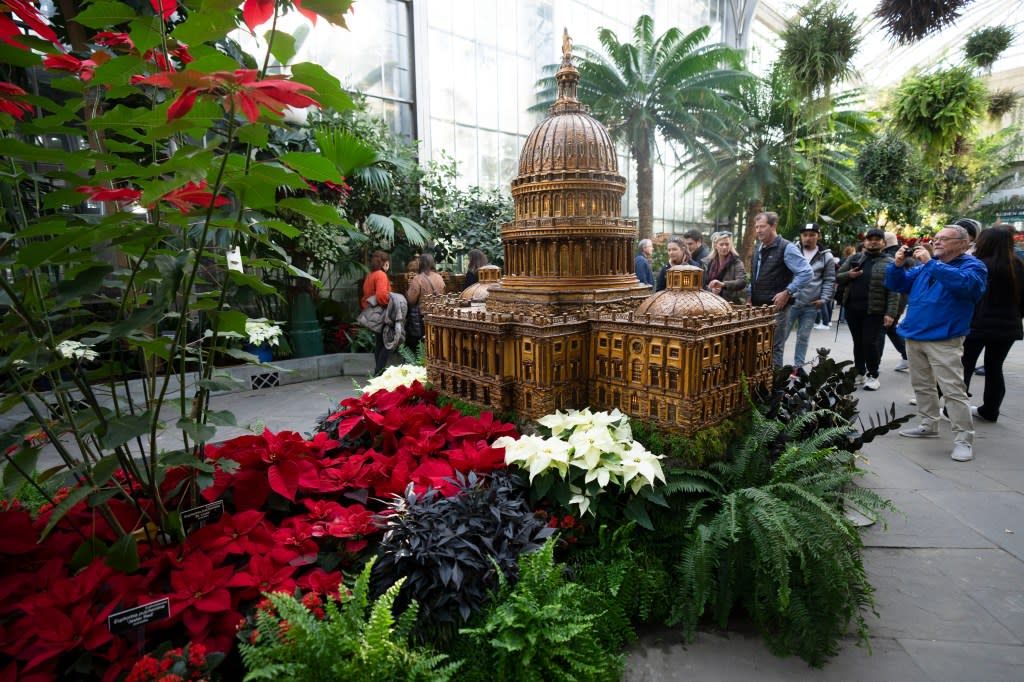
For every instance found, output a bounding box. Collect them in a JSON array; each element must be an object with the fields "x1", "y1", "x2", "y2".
[
  {"x1": 459, "y1": 539, "x2": 624, "y2": 682},
  {"x1": 857, "y1": 131, "x2": 929, "y2": 227},
  {"x1": 756, "y1": 348, "x2": 912, "y2": 456},
  {"x1": 566, "y1": 522, "x2": 672, "y2": 628},
  {"x1": 965, "y1": 25, "x2": 1015, "y2": 70},
  {"x1": 371, "y1": 471, "x2": 555, "y2": 640},
  {"x1": 671, "y1": 408, "x2": 898, "y2": 666},
  {"x1": 630, "y1": 414, "x2": 748, "y2": 468},
  {"x1": 239, "y1": 559, "x2": 460, "y2": 682},
  {"x1": 875, "y1": 0, "x2": 972, "y2": 45}
]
